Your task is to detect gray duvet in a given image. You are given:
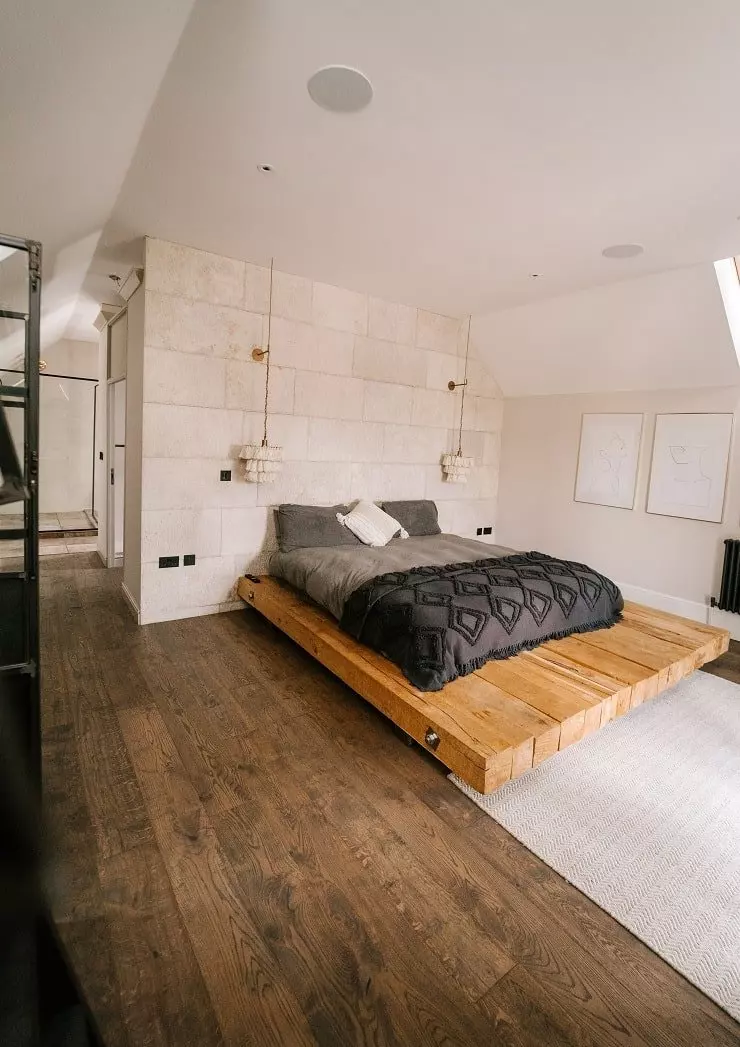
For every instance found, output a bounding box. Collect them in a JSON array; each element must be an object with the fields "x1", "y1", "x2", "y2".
[{"x1": 270, "y1": 534, "x2": 515, "y2": 620}]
